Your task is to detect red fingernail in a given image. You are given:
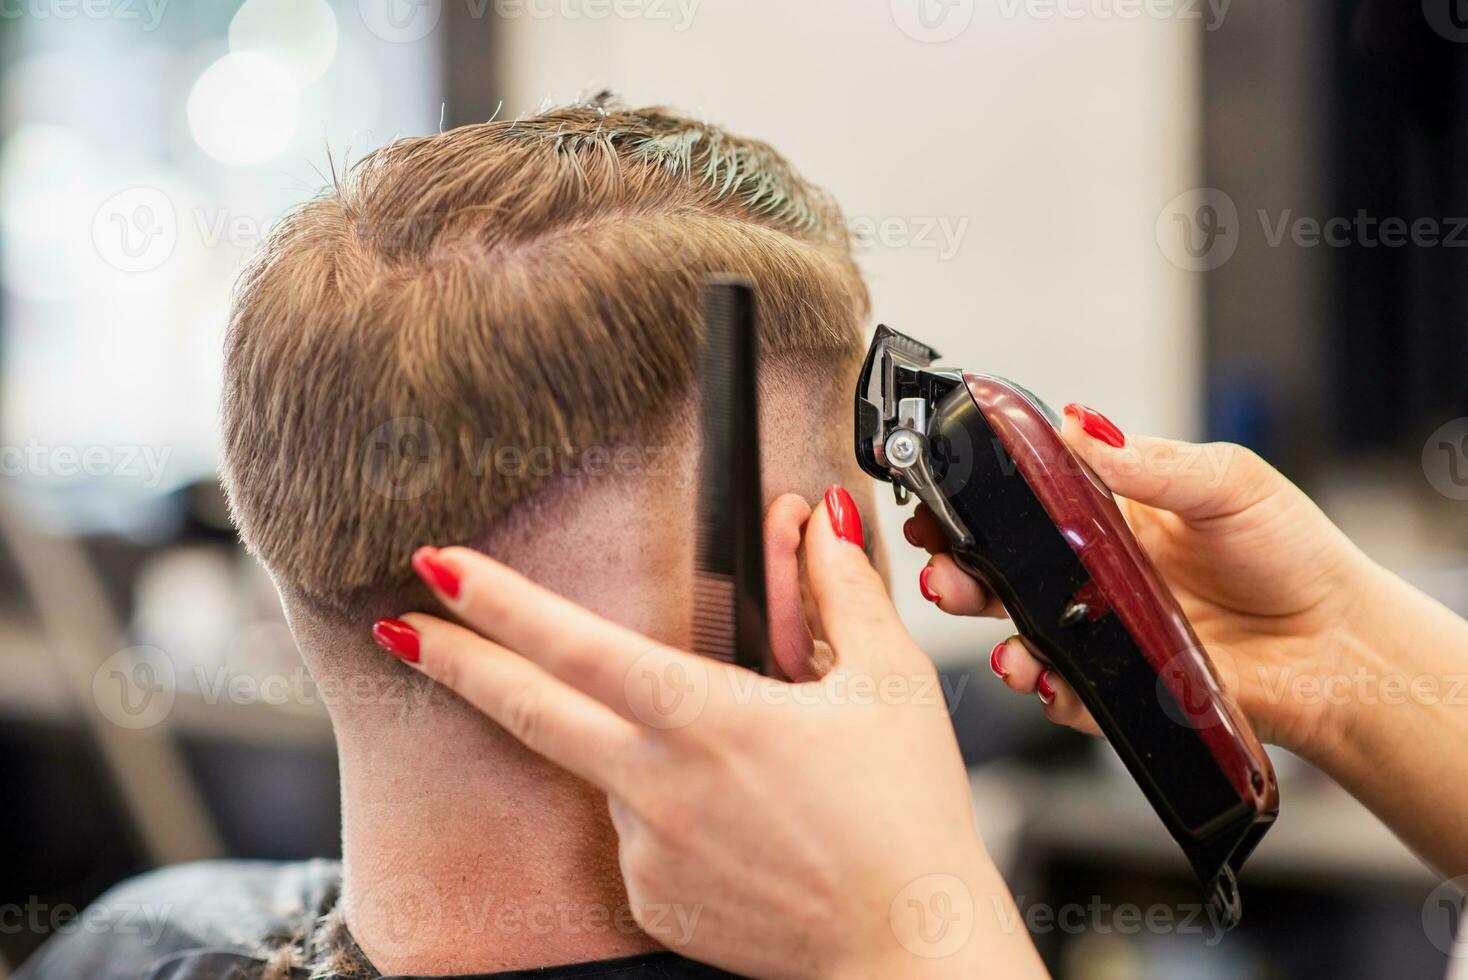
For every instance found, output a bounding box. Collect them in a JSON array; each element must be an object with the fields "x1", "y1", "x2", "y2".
[
  {"x1": 903, "y1": 518, "x2": 921, "y2": 548},
  {"x1": 919, "y1": 566, "x2": 941, "y2": 603},
  {"x1": 1037, "y1": 670, "x2": 1057, "y2": 705},
  {"x1": 989, "y1": 641, "x2": 1009, "y2": 679},
  {"x1": 412, "y1": 546, "x2": 461, "y2": 599},
  {"x1": 372, "y1": 618, "x2": 420, "y2": 663},
  {"x1": 1064, "y1": 403, "x2": 1125, "y2": 448},
  {"x1": 824, "y1": 485, "x2": 864, "y2": 548}
]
